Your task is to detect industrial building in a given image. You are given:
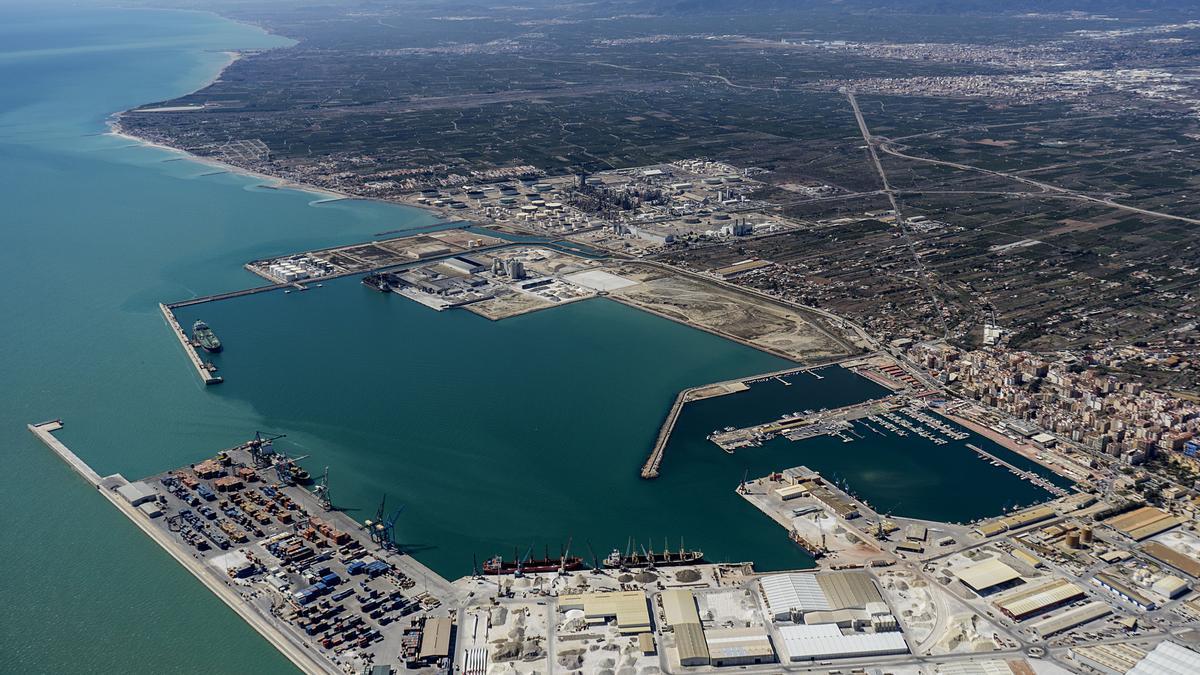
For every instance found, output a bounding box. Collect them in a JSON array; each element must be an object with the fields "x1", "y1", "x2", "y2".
[
  {"x1": 559, "y1": 591, "x2": 652, "y2": 634},
  {"x1": 955, "y1": 558, "x2": 1024, "y2": 595},
  {"x1": 759, "y1": 574, "x2": 830, "y2": 620},
  {"x1": 774, "y1": 483, "x2": 809, "y2": 501},
  {"x1": 661, "y1": 590, "x2": 701, "y2": 626},
  {"x1": 992, "y1": 578, "x2": 1086, "y2": 620},
  {"x1": 777, "y1": 624, "x2": 908, "y2": 662},
  {"x1": 703, "y1": 626, "x2": 775, "y2": 666},
  {"x1": 659, "y1": 590, "x2": 709, "y2": 666},
  {"x1": 1028, "y1": 602, "x2": 1111, "y2": 639},
  {"x1": 1127, "y1": 641, "x2": 1200, "y2": 675},
  {"x1": 758, "y1": 571, "x2": 884, "y2": 621},
  {"x1": 116, "y1": 481, "x2": 158, "y2": 506},
  {"x1": 1141, "y1": 541, "x2": 1200, "y2": 578},
  {"x1": 972, "y1": 505, "x2": 1056, "y2": 537},
  {"x1": 441, "y1": 256, "x2": 486, "y2": 275},
  {"x1": 1072, "y1": 643, "x2": 1149, "y2": 675},
  {"x1": 1152, "y1": 575, "x2": 1189, "y2": 599},
  {"x1": 1093, "y1": 573, "x2": 1158, "y2": 611},
  {"x1": 417, "y1": 616, "x2": 452, "y2": 662},
  {"x1": 673, "y1": 623, "x2": 709, "y2": 667},
  {"x1": 1104, "y1": 507, "x2": 1183, "y2": 541}
]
